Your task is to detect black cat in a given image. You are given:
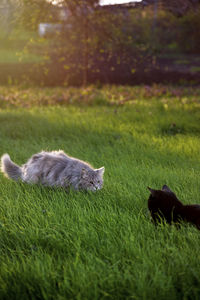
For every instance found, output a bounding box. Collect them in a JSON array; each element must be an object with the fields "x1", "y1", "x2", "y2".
[{"x1": 147, "y1": 185, "x2": 200, "y2": 230}]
